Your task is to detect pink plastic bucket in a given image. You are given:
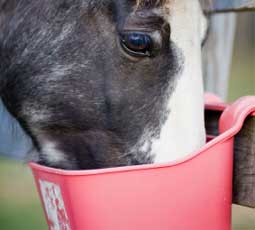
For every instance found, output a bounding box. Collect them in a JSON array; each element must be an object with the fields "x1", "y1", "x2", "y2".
[{"x1": 29, "y1": 96, "x2": 255, "y2": 230}]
